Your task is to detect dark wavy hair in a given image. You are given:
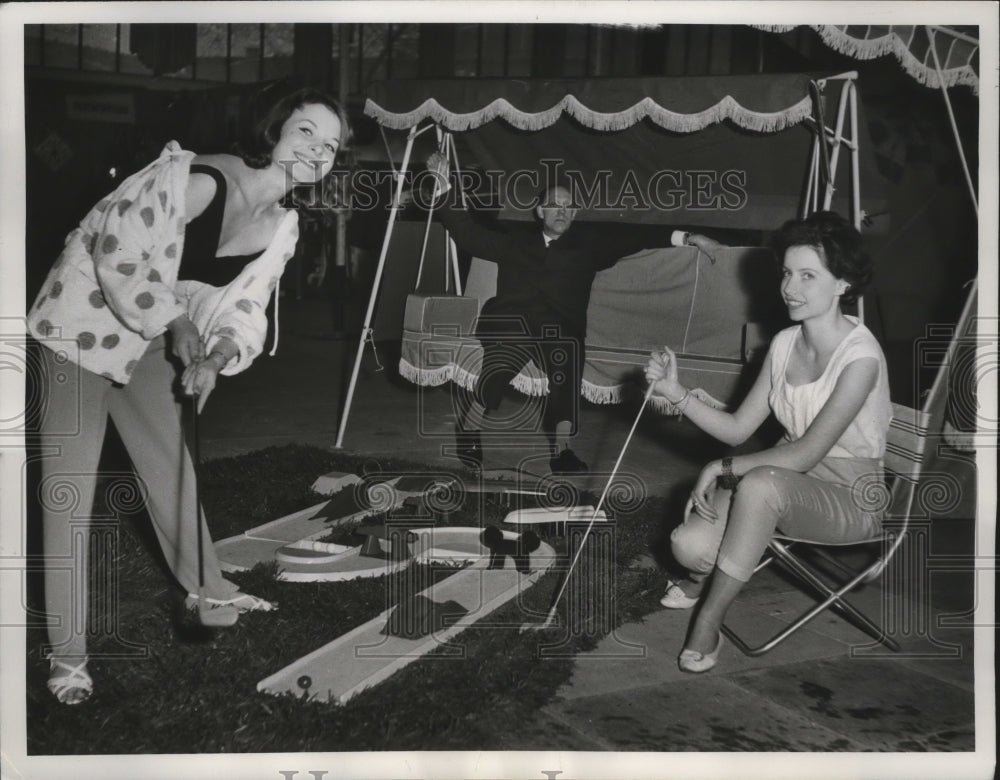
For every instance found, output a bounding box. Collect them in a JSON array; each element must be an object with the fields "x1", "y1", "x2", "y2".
[
  {"x1": 238, "y1": 87, "x2": 350, "y2": 170},
  {"x1": 774, "y1": 211, "x2": 872, "y2": 305}
]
